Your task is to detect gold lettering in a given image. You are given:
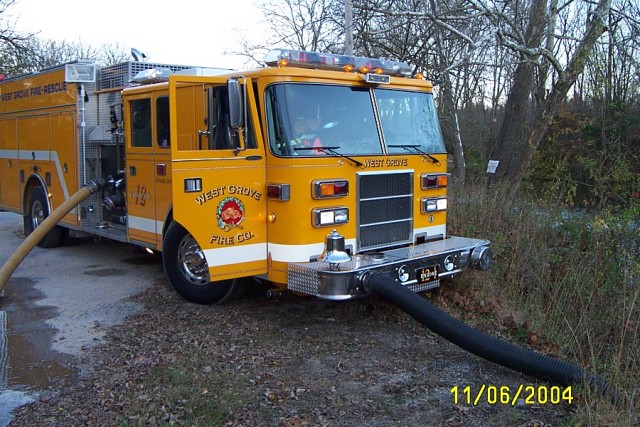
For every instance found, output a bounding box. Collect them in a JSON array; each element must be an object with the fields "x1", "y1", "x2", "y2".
[
  {"x1": 236, "y1": 231, "x2": 254, "y2": 243},
  {"x1": 196, "y1": 186, "x2": 228, "y2": 205},
  {"x1": 209, "y1": 234, "x2": 235, "y2": 245}
]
